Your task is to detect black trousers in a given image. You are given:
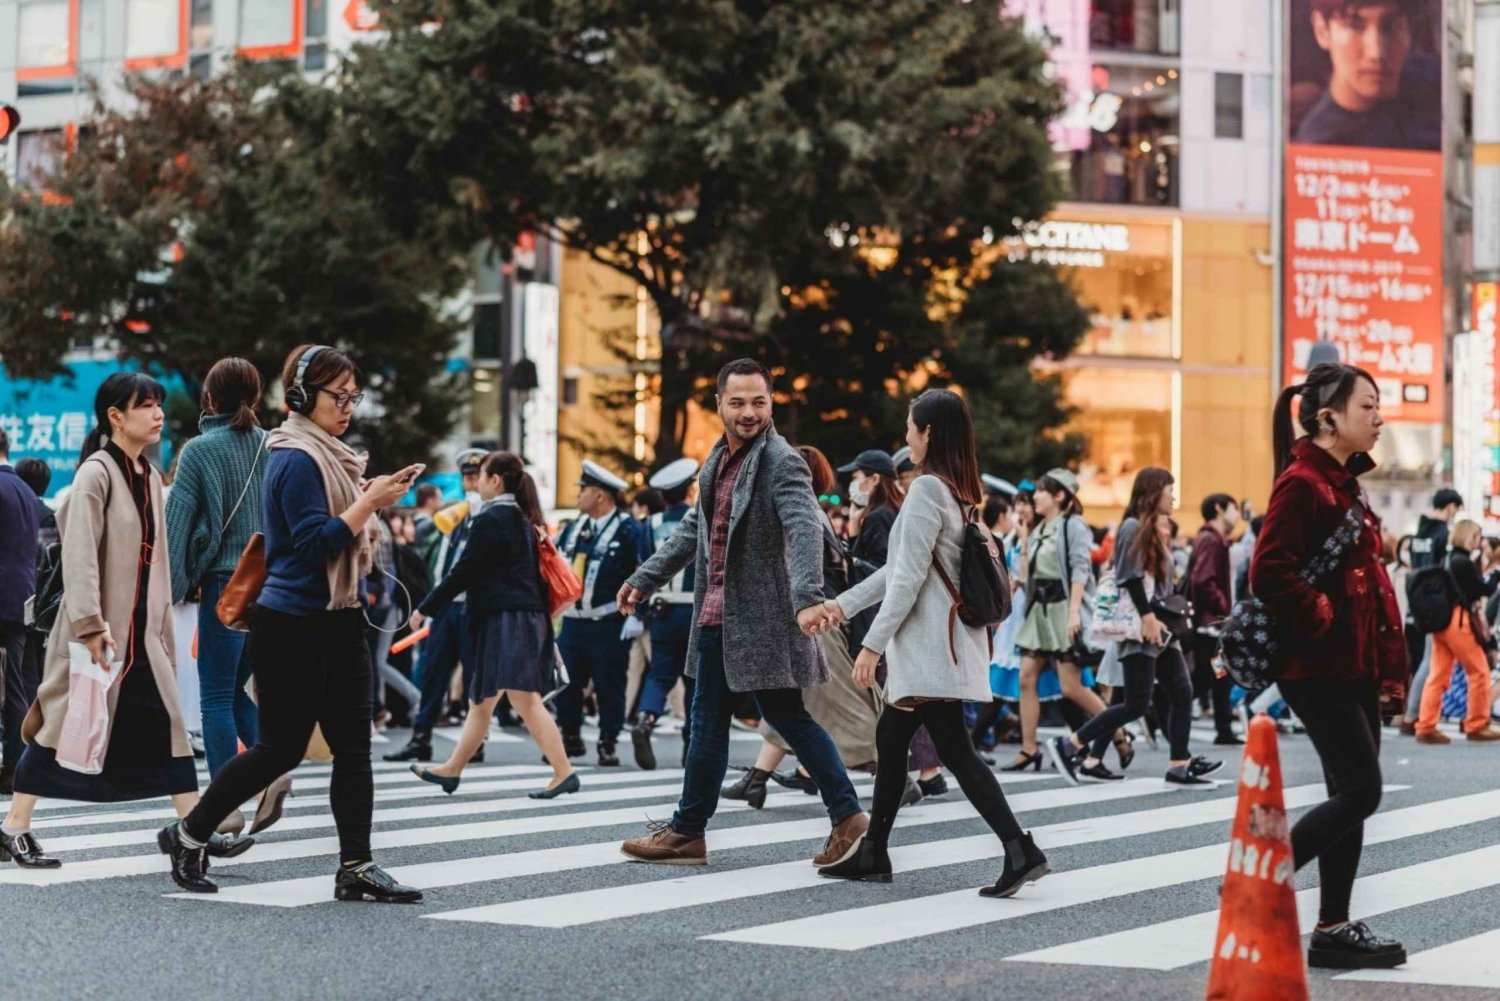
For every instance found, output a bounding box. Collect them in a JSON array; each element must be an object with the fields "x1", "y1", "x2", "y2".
[
  {"x1": 1076, "y1": 646, "x2": 1193, "y2": 761},
  {"x1": 1187, "y1": 632, "x2": 1235, "y2": 738},
  {"x1": 1278, "y1": 678, "x2": 1383, "y2": 927},
  {"x1": 867, "y1": 701, "x2": 1023, "y2": 847},
  {"x1": 185, "y1": 606, "x2": 375, "y2": 861}
]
